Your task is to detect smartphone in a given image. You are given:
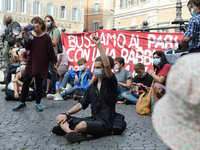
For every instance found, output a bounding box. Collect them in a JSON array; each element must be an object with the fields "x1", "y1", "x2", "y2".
[{"x1": 140, "y1": 85, "x2": 147, "y2": 92}]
